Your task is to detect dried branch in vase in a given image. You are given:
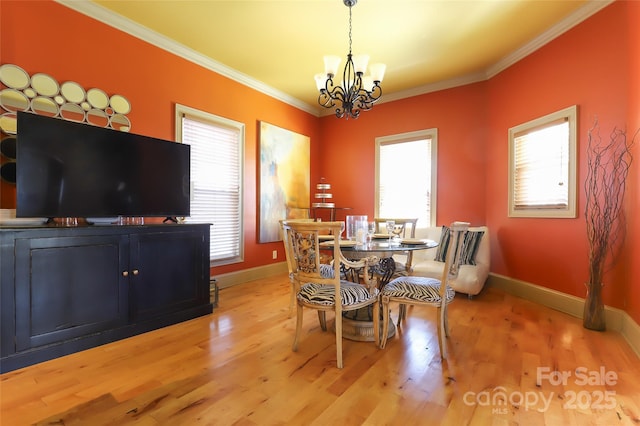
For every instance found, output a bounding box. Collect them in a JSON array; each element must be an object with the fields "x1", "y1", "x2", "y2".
[{"x1": 583, "y1": 119, "x2": 636, "y2": 330}]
